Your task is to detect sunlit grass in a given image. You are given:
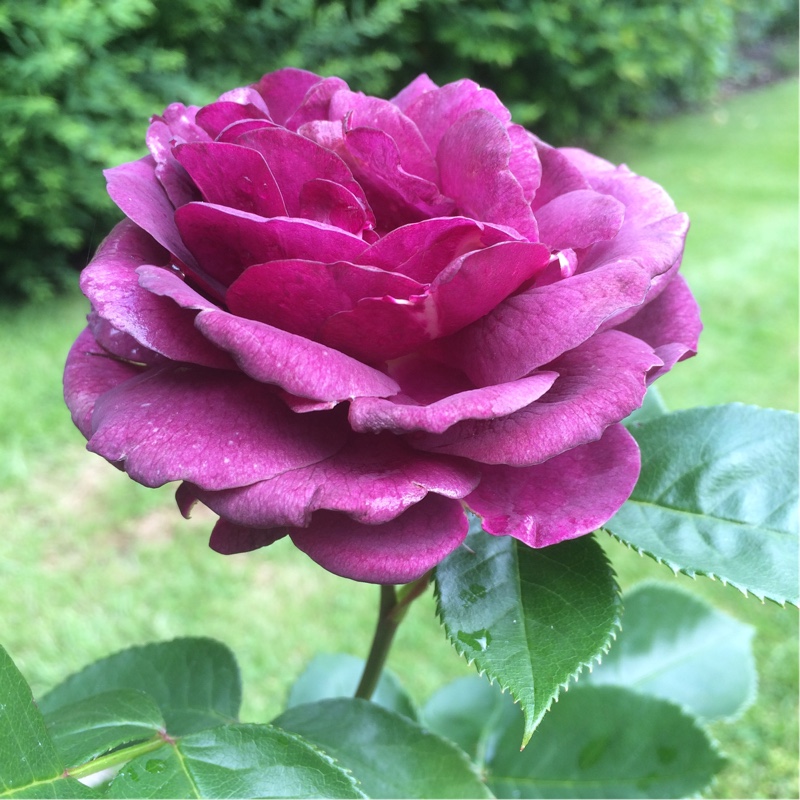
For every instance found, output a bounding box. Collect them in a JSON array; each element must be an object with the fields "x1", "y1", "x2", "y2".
[{"x1": 0, "y1": 80, "x2": 796, "y2": 799}]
